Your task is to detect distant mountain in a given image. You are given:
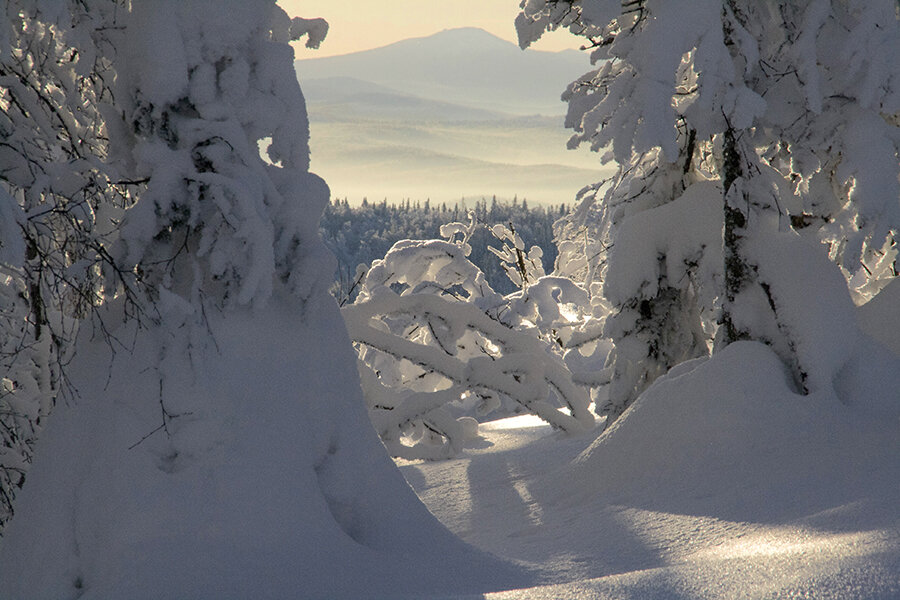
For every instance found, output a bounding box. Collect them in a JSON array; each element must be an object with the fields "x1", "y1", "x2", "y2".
[
  {"x1": 296, "y1": 28, "x2": 611, "y2": 206},
  {"x1": 295, "y1": 27, "x2": 590, "y2": 116},
  {"x1": 301, "y1": 76, "x2": 515, "y2": 123}
]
